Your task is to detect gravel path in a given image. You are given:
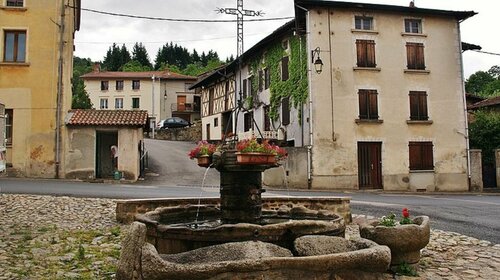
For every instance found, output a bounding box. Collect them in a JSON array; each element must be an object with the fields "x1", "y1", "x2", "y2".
[{"x1": 0, "y1": 194, "x2": 499, "y2": 279}]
